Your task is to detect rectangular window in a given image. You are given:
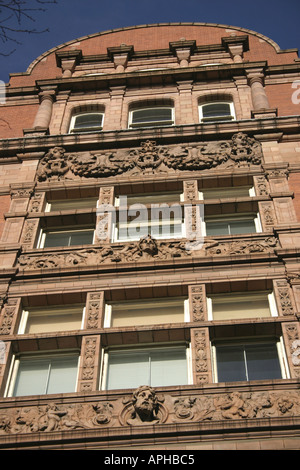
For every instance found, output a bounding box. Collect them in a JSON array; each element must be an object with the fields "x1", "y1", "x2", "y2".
[
  {"x1": 129, "y1": 107, "x2": 174, "y2": 128},
  {"x1": 199, "y1": 102, "x2": 235, "y2": 123},
  {"x1": 204, "y1": 214, "x2": 261, "y2": 236},
  {"x1": 102, "y1": 345, "x2": 190, "y2": 390},
  {"x1": 8, "y1": 354, "x2": 79, "y2": 397},
  {"x1": 104, "y1": 297, "x2": 189, "y2": 328},
  {"x1": 18, "y1": 305, "x2": 85, "y2": 334},
  {"x1": 69, "y1": 113, "x2": 104, "y2": 133},
  {"x1": 207, "y1": 292, "x2": 277, "y2": 321},
  {"x1": 46, "y1": 198, "x2": 98, "y2": 212},
  {"x1": 213, "y1": 339, "x2": 288, "y2": 383},
  {"x1": 199, "y1": 186, "x2": 255, "y2": 200},
  {"x1": 39, "y1": 228, "x2": 95, "y2": 248}
]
